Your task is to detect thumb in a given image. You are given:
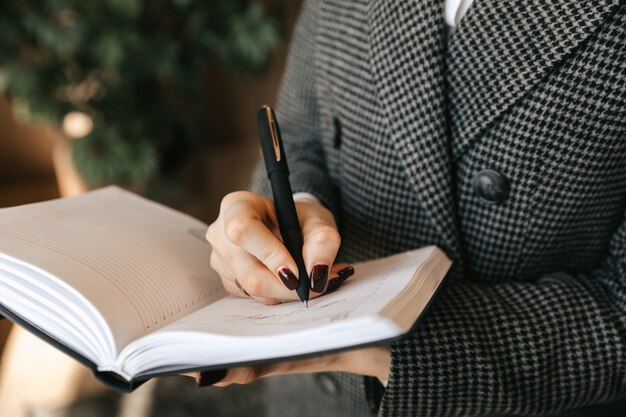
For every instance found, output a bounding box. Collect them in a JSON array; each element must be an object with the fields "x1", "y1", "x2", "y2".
[{"x1": 297, "y1": 200, "x2": 341, "y2": 293}]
